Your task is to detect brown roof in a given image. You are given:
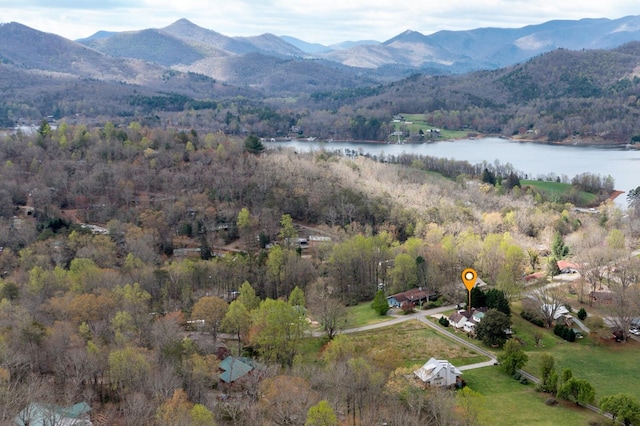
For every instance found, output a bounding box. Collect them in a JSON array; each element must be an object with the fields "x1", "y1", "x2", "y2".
[
  {"x1": 557, "y1": 260, "x2": 579, "y2": 270},
  {"x1": 390, "y1": 287, "x2": 434, "y2": 303}
]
